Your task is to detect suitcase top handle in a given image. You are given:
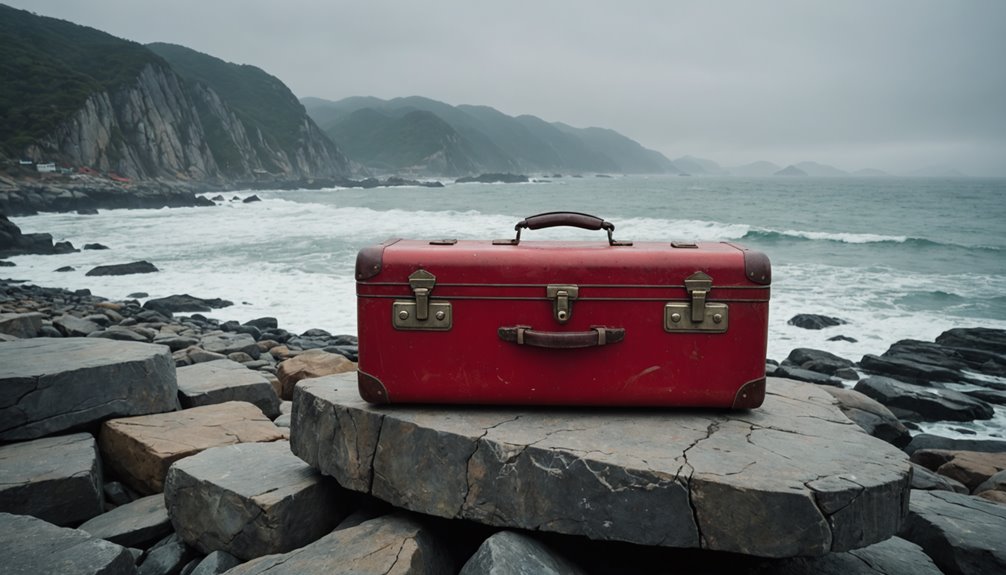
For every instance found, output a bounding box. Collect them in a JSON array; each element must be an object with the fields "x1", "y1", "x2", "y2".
[{"x1": 494, "y1": 211, "x2": 633, "y2": 246}]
